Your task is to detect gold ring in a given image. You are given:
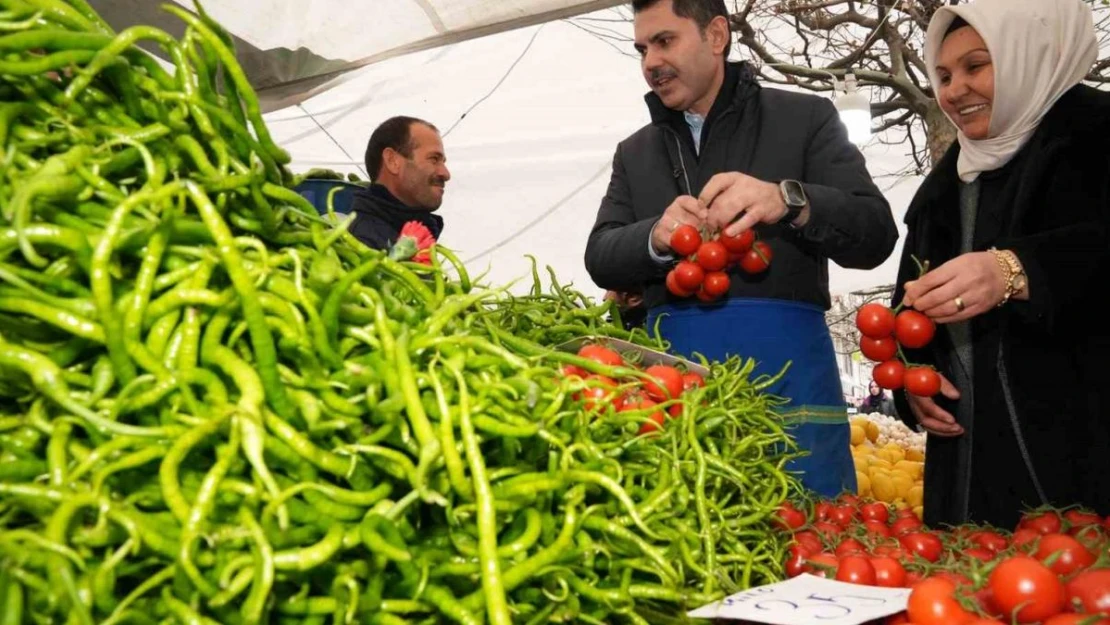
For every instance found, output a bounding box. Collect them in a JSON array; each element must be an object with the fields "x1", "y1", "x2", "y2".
[{"x1": 954, "y1": 296, "x2": 965, "y2": 312}]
